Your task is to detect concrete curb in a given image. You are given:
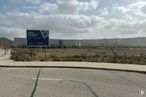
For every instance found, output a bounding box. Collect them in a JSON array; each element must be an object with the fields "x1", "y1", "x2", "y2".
[{"x1": 0, "y1": 64, "x2": 146, "y2": 74}]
